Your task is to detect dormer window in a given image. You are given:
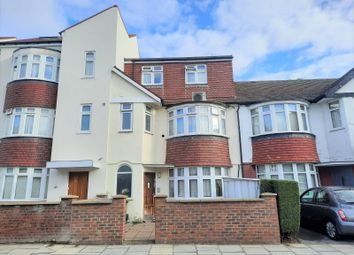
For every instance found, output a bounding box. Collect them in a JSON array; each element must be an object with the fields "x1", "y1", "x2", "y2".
[
  {"x1": 185, "y1": 64, "x2": 207, "y2": 85},
  {"x1": 142, "y1": 66, "x2": 163, "y2": 85}
]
